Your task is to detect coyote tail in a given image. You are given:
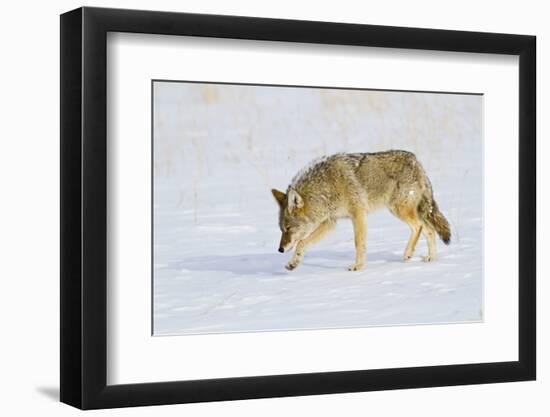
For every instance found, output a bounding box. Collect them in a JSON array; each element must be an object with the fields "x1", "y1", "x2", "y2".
[{"x1": 418, "y1": 194, "x2": 451, "y2": 245}]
